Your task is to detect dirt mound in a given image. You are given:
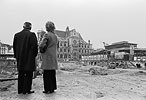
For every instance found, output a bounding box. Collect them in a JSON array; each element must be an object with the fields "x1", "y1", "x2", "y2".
[
  {"x1": 59, "y1": 63, "x2": 81, "y2": 72},
  {"x1": 128, "y1": 71, "x2": 146, "y2": 76},
  {"x1": 88, "y1": 67, "x2": 128, "y2": 75},
  {"x1": 0, "y1": 81, "x2": 15, "y2": 92}
]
